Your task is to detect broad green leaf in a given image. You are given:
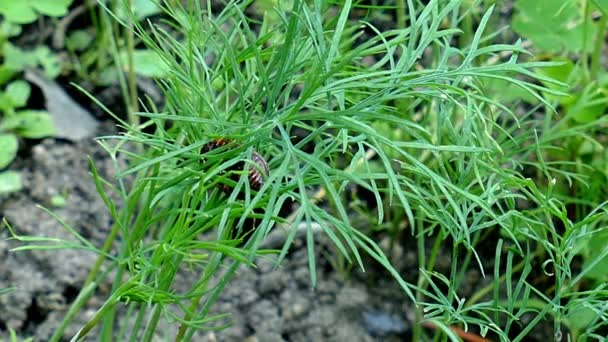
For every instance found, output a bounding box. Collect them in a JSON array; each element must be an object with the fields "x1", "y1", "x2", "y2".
[
  {"x1": 31, "y1": 0, "x2": 73, "y2": 17},
  {"x1": 513, "y1": 0, "x2": 595, "y2": 53},
  {"x1": 34, "y1": 46, "x2": 62, "y2": 79},
  {"x1": 535, "y1": 58, "x2": 576, "y2": 104},
  {"x1": 66, "y1": 30, "x2": 95, "y2": 51},
  {"x1": 0, "y1": 110, "x2": 55, "y2": 138},
  {"x1": 584, "y1": 253, "x2": 608, "y2": 280},
  {"x1": 0, "y1": 0, "x2": 72, "y2": 24},
  {"x1": 582, "y1": 229, "x2": 608, "y2": 280},
  {"x1": 483, "y1": 78, "x2": 539, "y2": 104},
  {"x1": 0, "y1": 134, "x2": 18, "y2": 168},
  {"x1": 566, "y1": 301, "x2": 599, "y2": 330},
  {"x1": 132, "y1": 0, "x2": 161, "y2": 19},
  {"x1": 114, "y1": 0, "x2": 162, "y2": 20},
  {"x1": 0, "y1": 170, "x2": 22, "y2": 193},
  {"x1": 2, "y1": 43, "x2": 38, "y2": 71},
  {"x1": 5, "y1": 80, "x2": 31, "y2": 108},
  {"x1": 0, "y1": 20, "x2": 22, "y2": 37},
  {"x1": 2, "y1": 43, "x2": 61, "y2": 78},
  {"x1": 592, "y1": 0, "x2": 608, "y2": 14},
  {"x1": 0, "y1": 2, "x2": 37, "y2": 24},
  {"x1": 0, "y1": 80, "x2": 31, "y2": 113},
  {"x1": 120, "y1": 50, "x2": 169, "y2": 78},
  {"x1": 535, "y1": 58, "x2": 576, "y2": 85},
  {"x1": 567, "y1": 87, "x2": 608, "y2": 124},
  {"x1": 597, "y1": 71, "x2": 608, "y2": 89},
  {"x1": 0, "y1": 65, "x2": 16, "y2": 86}
]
